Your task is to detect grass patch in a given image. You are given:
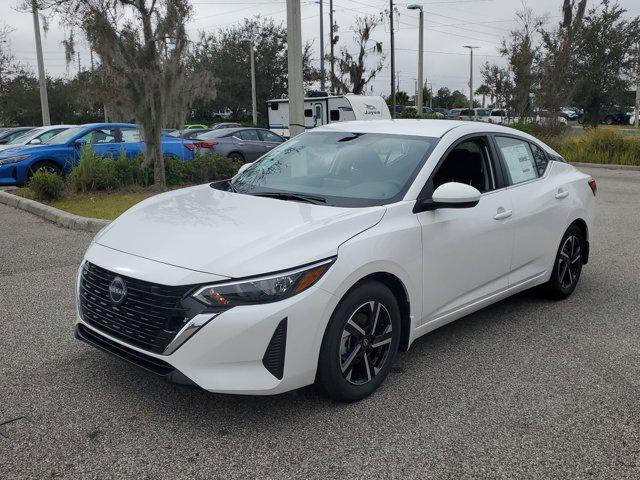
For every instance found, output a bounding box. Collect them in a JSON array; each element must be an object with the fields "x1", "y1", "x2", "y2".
[
  {"x1": 13, "y1": 188, "x2": 154, "y2": 220},
  {"x1": 548, "y1": 128, "x2": 640, "y2": 166}
]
